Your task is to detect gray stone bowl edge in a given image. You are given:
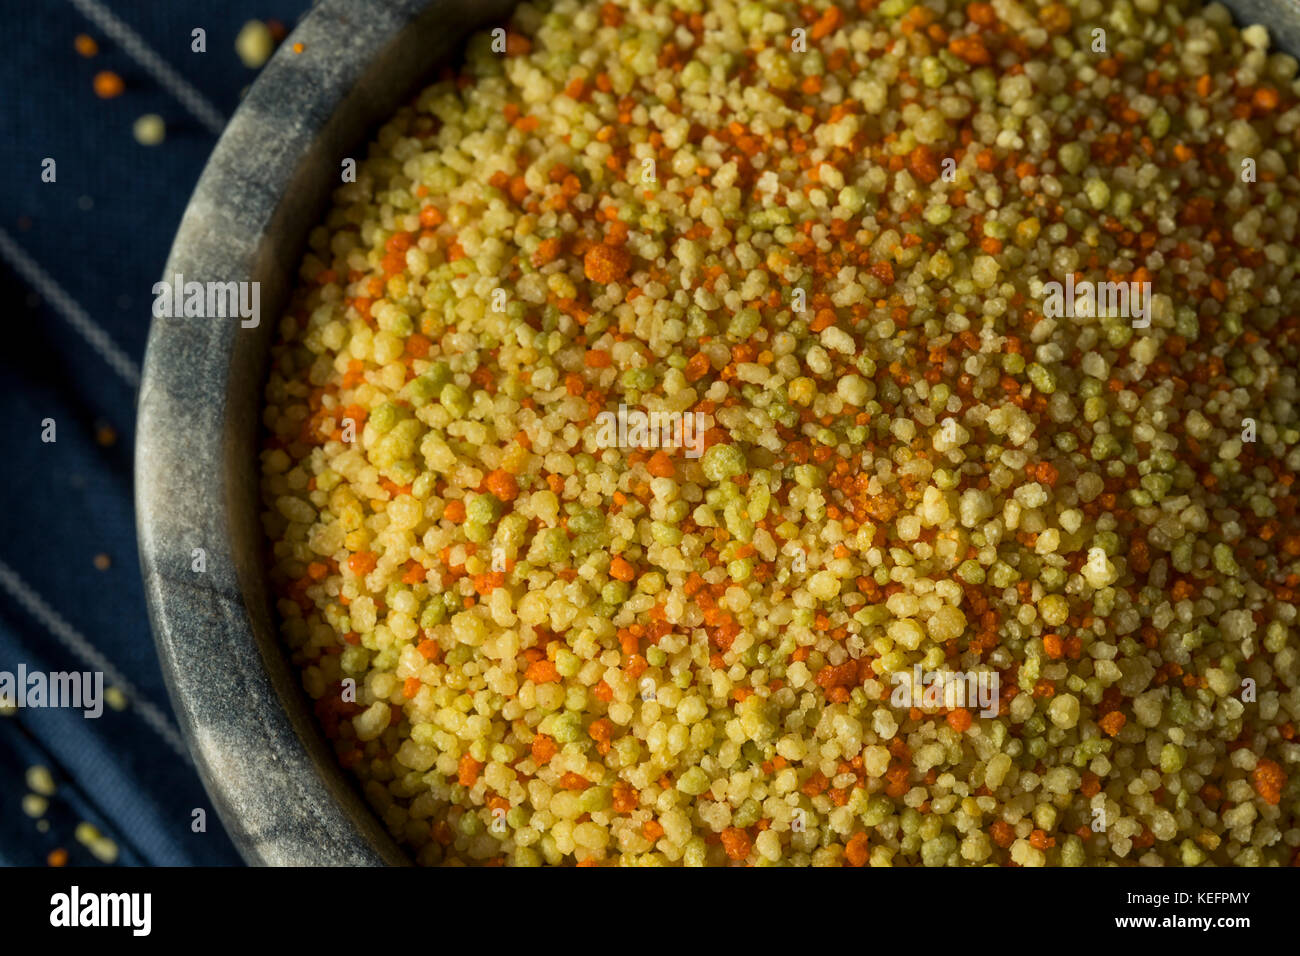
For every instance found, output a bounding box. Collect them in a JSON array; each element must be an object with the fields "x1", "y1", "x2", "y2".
[{"x1": 136, "y1": 0, "x2": 516, "y2": 866}]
